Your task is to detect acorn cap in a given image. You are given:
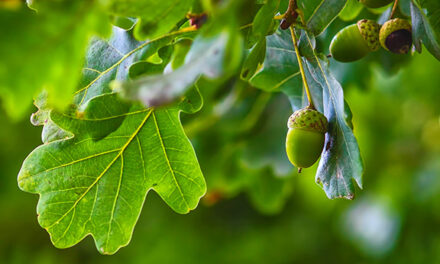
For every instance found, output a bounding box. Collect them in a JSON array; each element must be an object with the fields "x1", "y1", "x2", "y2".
[
  {"x1": 357, "y1": 19, "x2": 381, "y2": 51},
  {"x1": 288, "y1": 108, "x2": 328, "y2": 134},
  {"x1": 379, "y1": 18, "x2": 412, "y2": 53}
]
